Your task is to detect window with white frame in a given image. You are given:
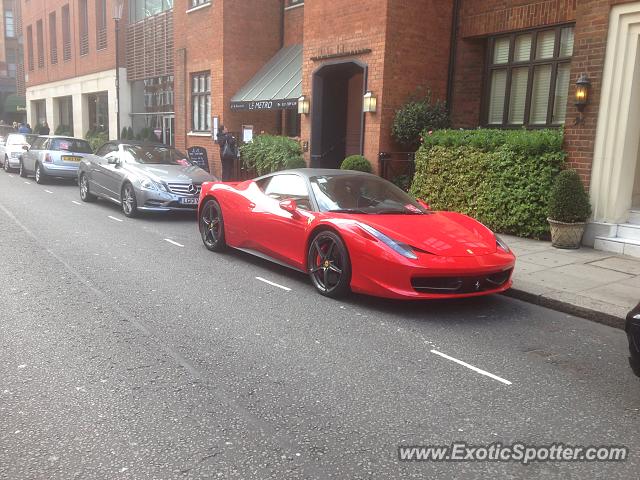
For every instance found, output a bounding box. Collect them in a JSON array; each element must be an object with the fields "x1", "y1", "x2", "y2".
[
  {"x1": 191, "y1": 72, "x2": 211, "y2": 132},
  {"x1": 485, "y1": 26, "x2": 574, "y2": 127}
]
